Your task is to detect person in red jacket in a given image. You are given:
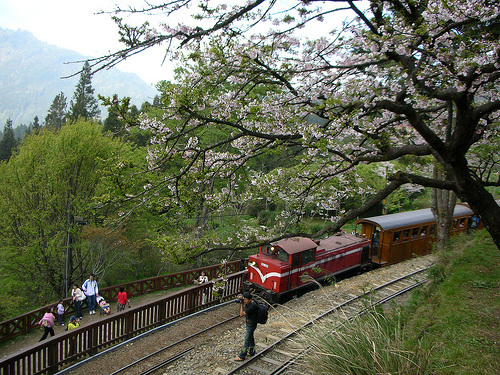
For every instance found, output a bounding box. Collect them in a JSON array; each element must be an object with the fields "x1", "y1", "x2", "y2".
[{"x1": 117, "y1": 286, "x2": 129, "y2": 311}]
